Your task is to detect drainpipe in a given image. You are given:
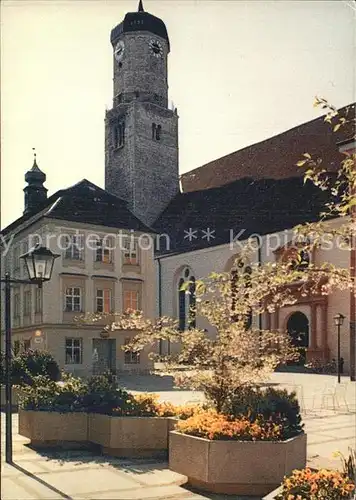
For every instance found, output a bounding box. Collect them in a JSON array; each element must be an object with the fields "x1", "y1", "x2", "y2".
[
  {"x1": 157, "y1": 257, "x2": 163, "y2": 355},
  {"x1": 257, "y1": 239, "x2": 263, "y2": 332}
]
